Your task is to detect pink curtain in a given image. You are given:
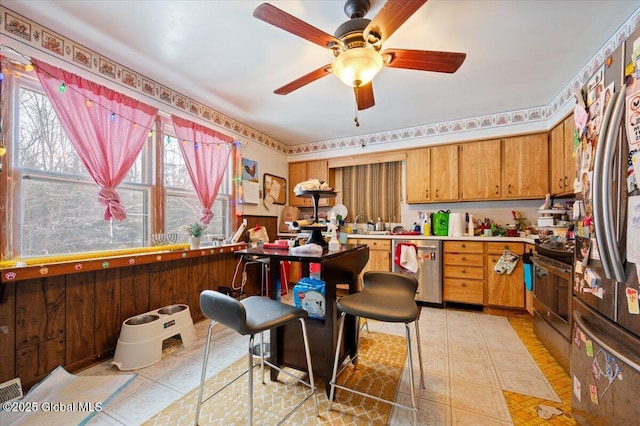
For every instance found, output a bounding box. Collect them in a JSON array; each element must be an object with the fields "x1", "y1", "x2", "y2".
[
  {"x1": 171, "y1": 115, "x2": 233, "y2": 225},
  {"x1": 32, "y1": 58, "x2": 158, "y2": 221}
]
